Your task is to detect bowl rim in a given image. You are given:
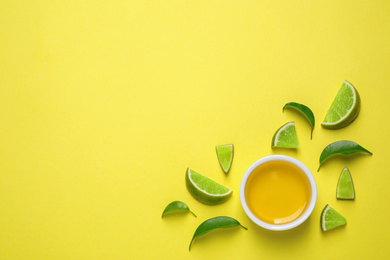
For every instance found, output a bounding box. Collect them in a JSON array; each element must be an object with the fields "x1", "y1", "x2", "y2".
[{"x1": 240, "y1": 155, "x2": 317, "y2": 231}]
